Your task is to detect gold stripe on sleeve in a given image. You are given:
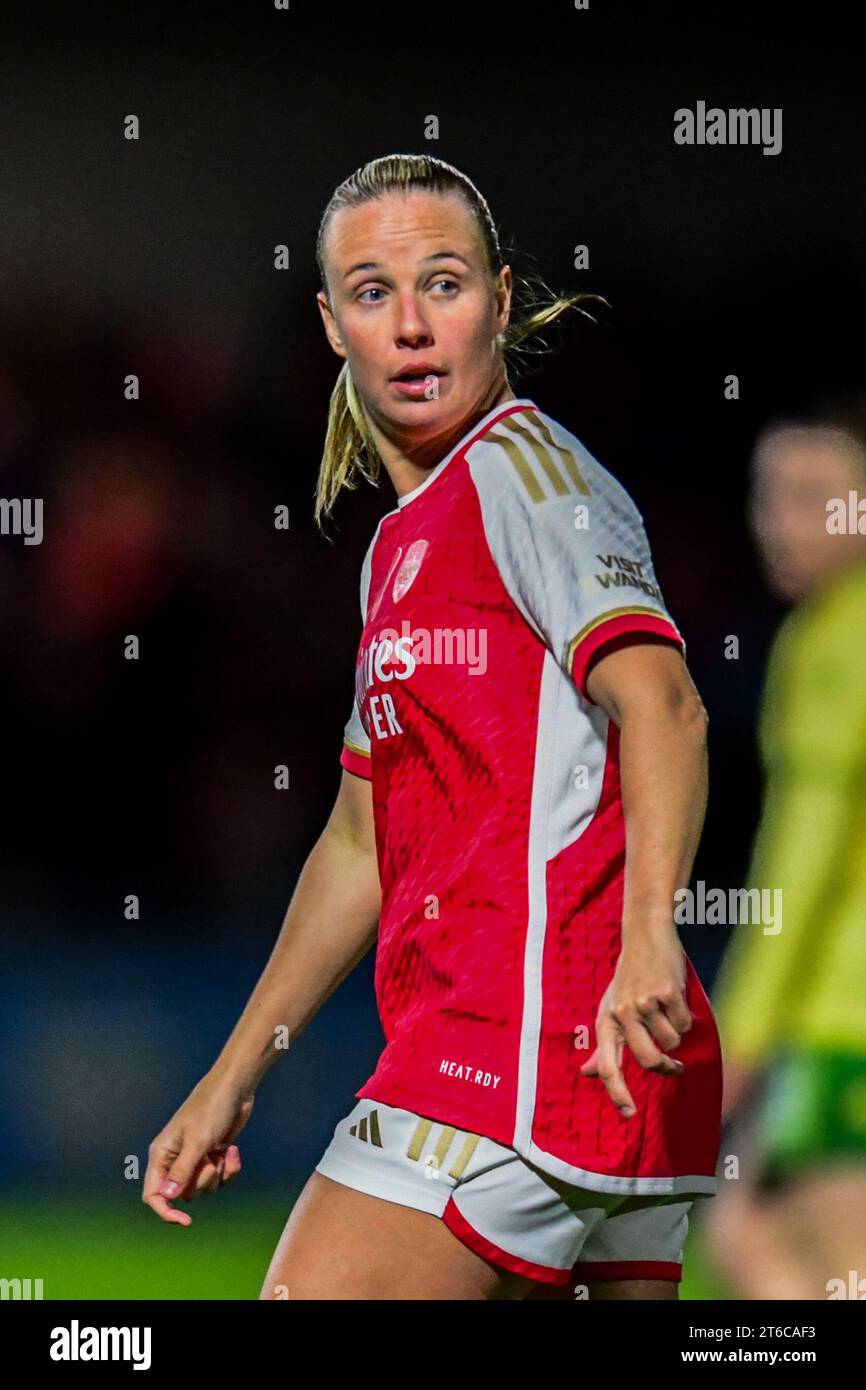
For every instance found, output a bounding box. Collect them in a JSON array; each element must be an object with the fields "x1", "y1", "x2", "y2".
[
  {"x1": 526, "y1": 414, "x2": 592, "y2": 495},
  {"x1": 501, "y1": 414, "x2": 569, "y2": 496},
  {"x1": 486, "y1": 429, "x2": 546, "y2": 502},
  {"x1": 565, "y1": 605, "x2": 680, "y2": 679},
  {"x1": 343, "y1": 738, "x2": 370, "y2": 758}
]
